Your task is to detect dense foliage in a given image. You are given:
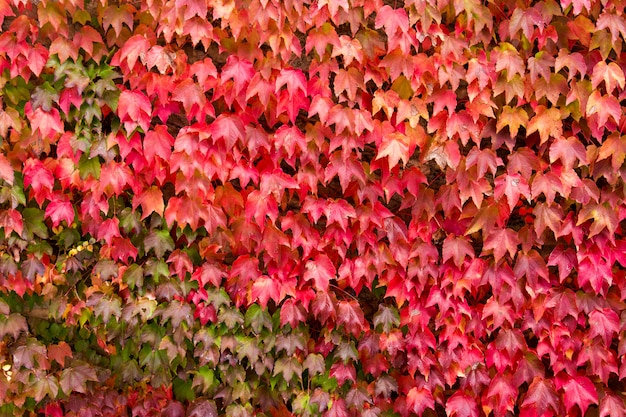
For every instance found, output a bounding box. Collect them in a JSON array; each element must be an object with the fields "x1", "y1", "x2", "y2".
[{"x1": 1, "y1": 0, "x2": 626, "y2": 415}]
